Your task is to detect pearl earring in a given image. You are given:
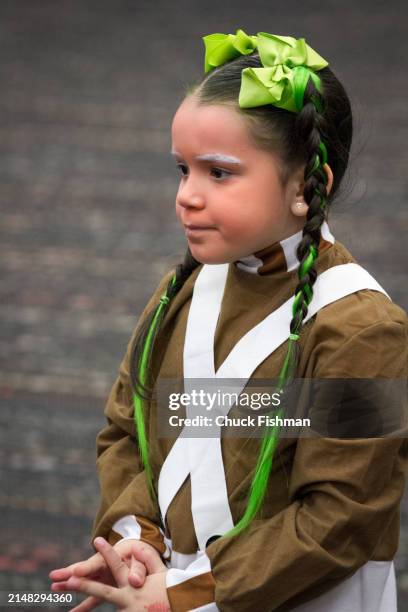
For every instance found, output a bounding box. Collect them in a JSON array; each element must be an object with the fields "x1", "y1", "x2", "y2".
[{"x1": 291, "y1": 199, "x2": 308, "y2": 216}]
